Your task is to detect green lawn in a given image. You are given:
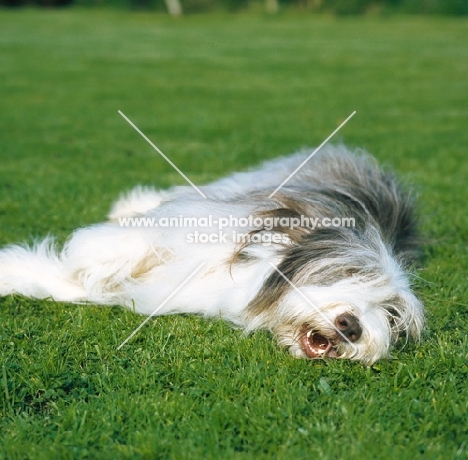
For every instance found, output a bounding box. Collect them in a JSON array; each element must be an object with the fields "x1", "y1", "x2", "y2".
[{"x1": 0, "y1": 9, "x2": 467, "y2": 460}]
